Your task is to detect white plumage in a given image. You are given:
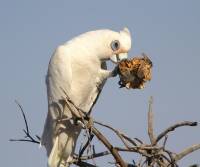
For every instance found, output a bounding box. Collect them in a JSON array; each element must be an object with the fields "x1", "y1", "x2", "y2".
[{"x1": 41, "y1": 28, "x2": 131, "y2": 167}]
